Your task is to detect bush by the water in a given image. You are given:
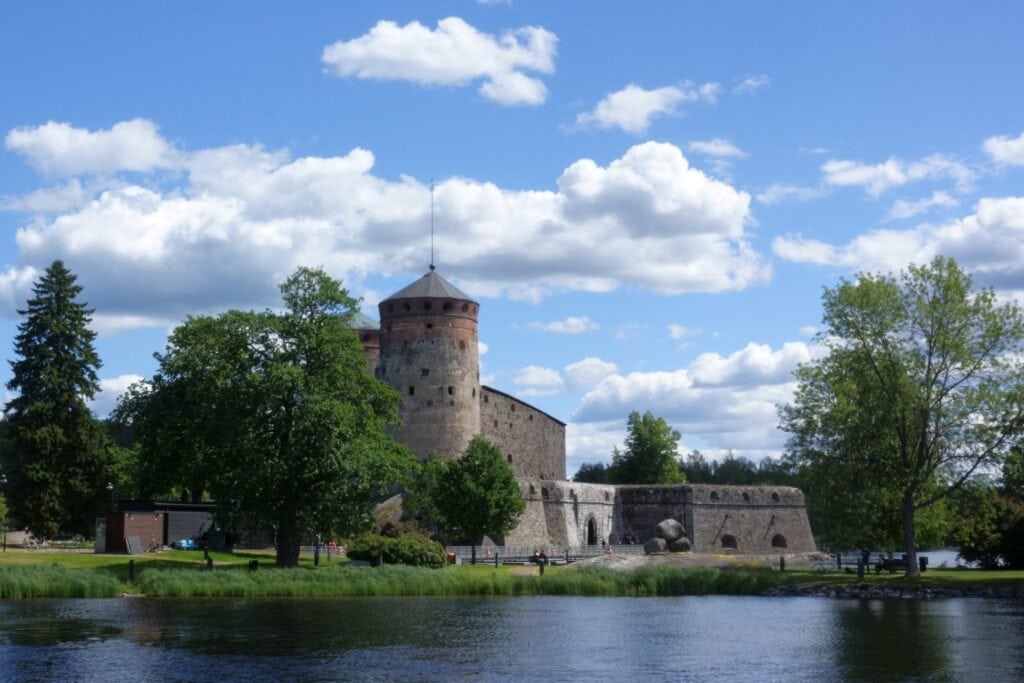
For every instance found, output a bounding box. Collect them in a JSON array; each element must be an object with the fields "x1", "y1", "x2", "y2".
[
  {"x1": 347, "y1": 533, "x2": 447, "y2": 568},
  {"x1": 0, "y1": 565, "x2": 121, "y2": 599}
]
